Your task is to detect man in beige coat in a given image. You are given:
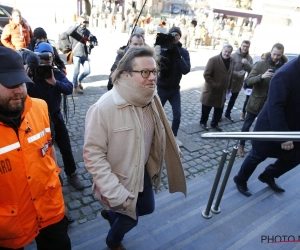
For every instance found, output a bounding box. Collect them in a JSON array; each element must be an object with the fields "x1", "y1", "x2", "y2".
[
  {"x1": 84, "y1": 46, "x2": 186, "y2": 250},
  {"x1": 200, "y1": 44, "x2": 234, "y2": 132}
]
